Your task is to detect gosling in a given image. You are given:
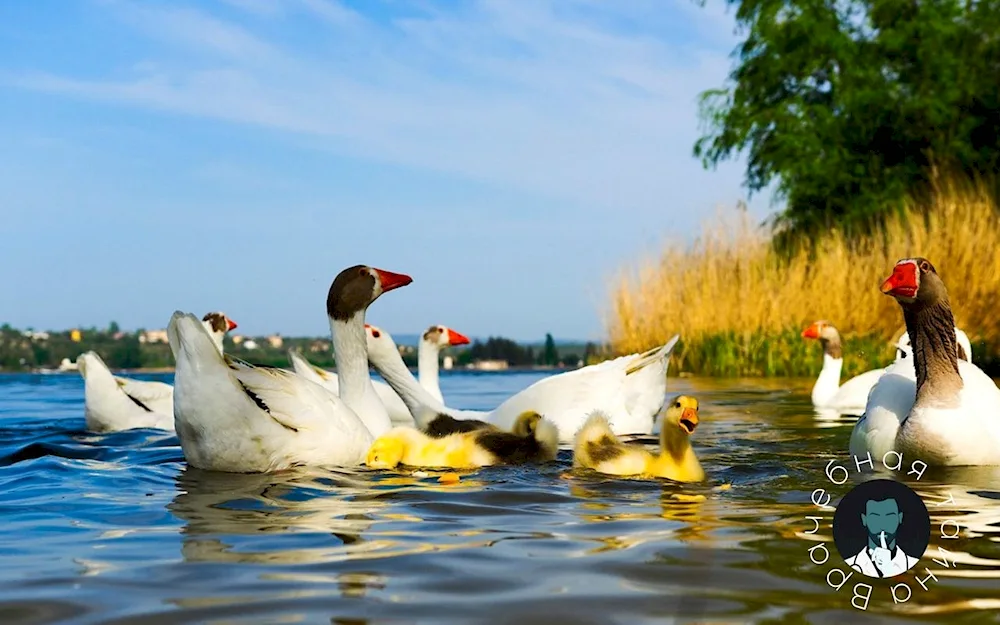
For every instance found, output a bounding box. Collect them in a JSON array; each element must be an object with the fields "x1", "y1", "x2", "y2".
[
  {"x1": 366, "y1": 410, "x2": 559, "y2": 470},
  {"x1": 573, "y1": 395, "x2": 705, "y2": 482}
]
